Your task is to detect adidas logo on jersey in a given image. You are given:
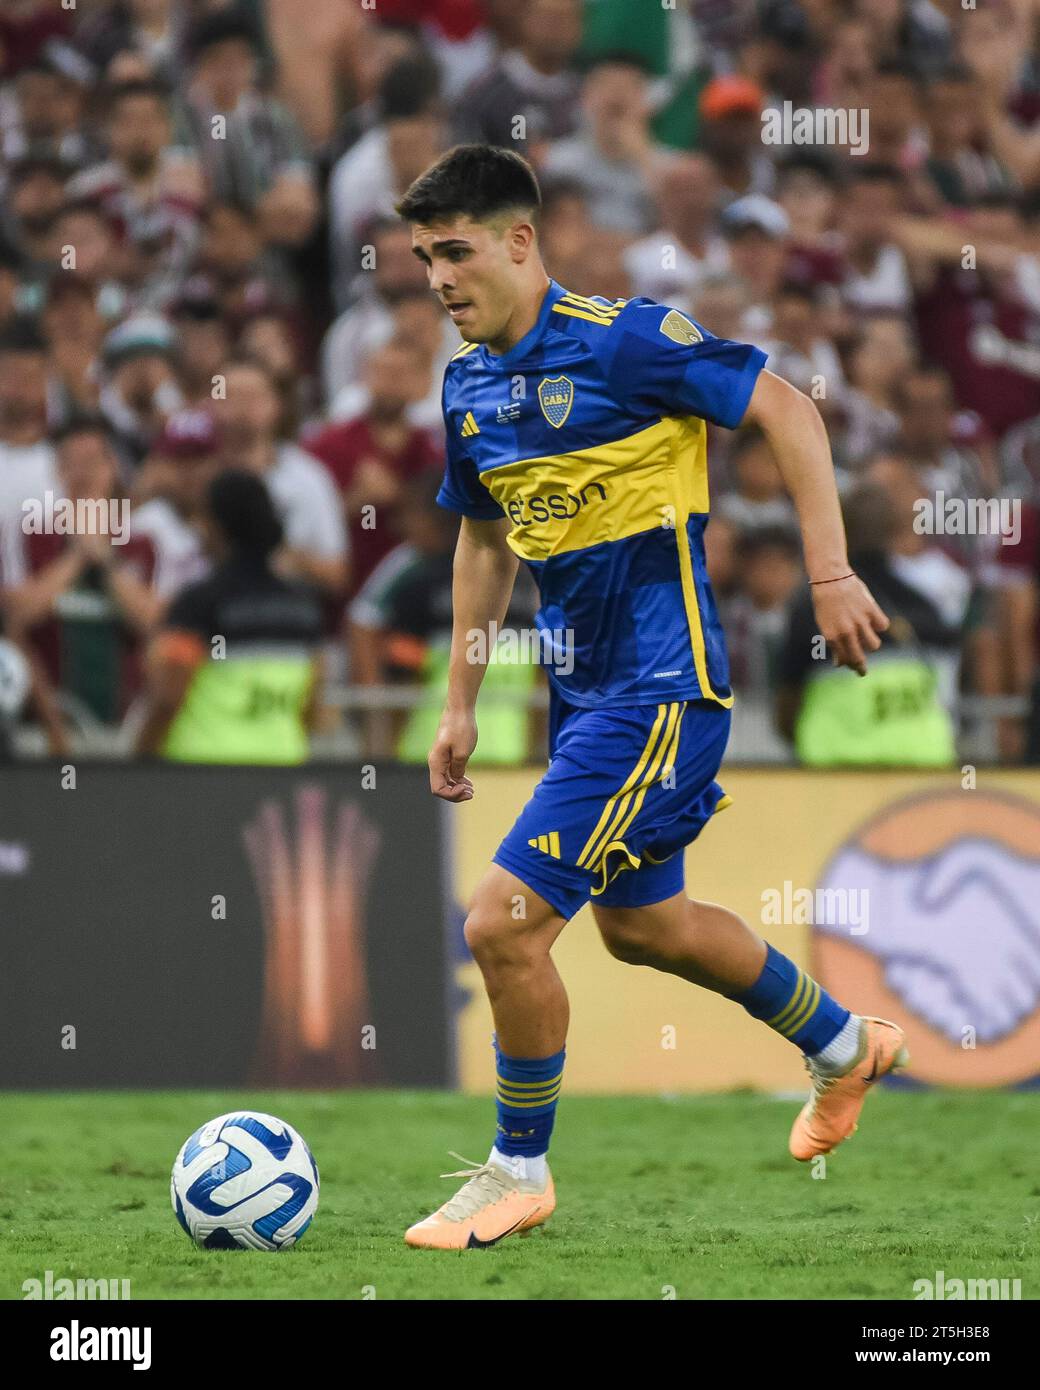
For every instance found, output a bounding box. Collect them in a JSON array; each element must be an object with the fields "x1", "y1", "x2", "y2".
[{"x1": 460, "y1": 411, "x2": 480, "y2": 437}]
